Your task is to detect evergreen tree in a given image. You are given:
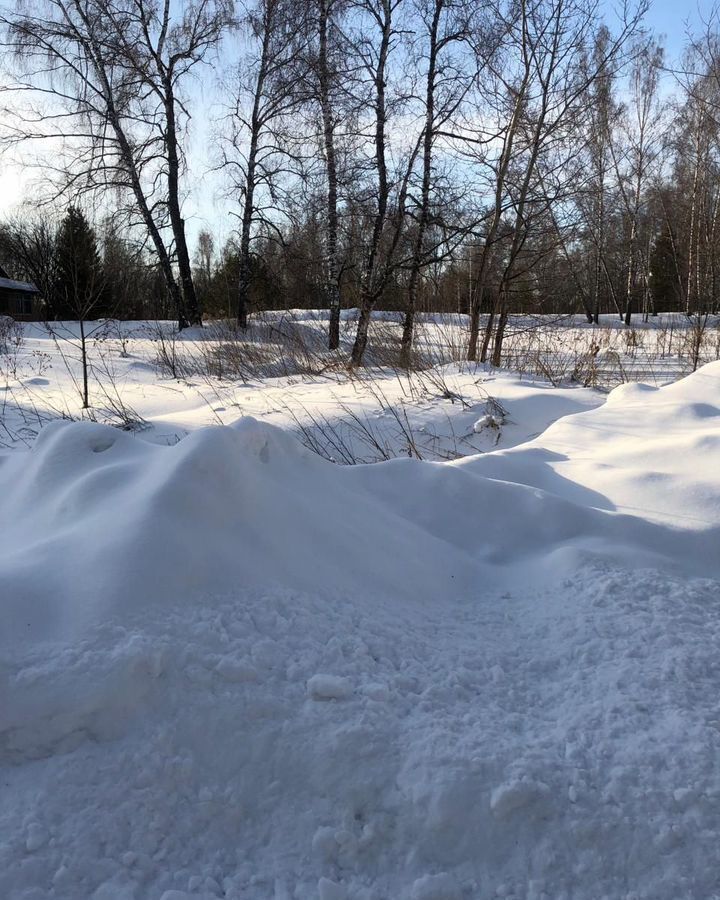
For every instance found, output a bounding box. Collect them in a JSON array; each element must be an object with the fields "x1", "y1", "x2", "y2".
[
  {"x1": 54, "y1": 206, "x2": 108, "y2": 319},
  {"x1": 650, "y1": 227, "x2": 684, "y2": 313}
]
